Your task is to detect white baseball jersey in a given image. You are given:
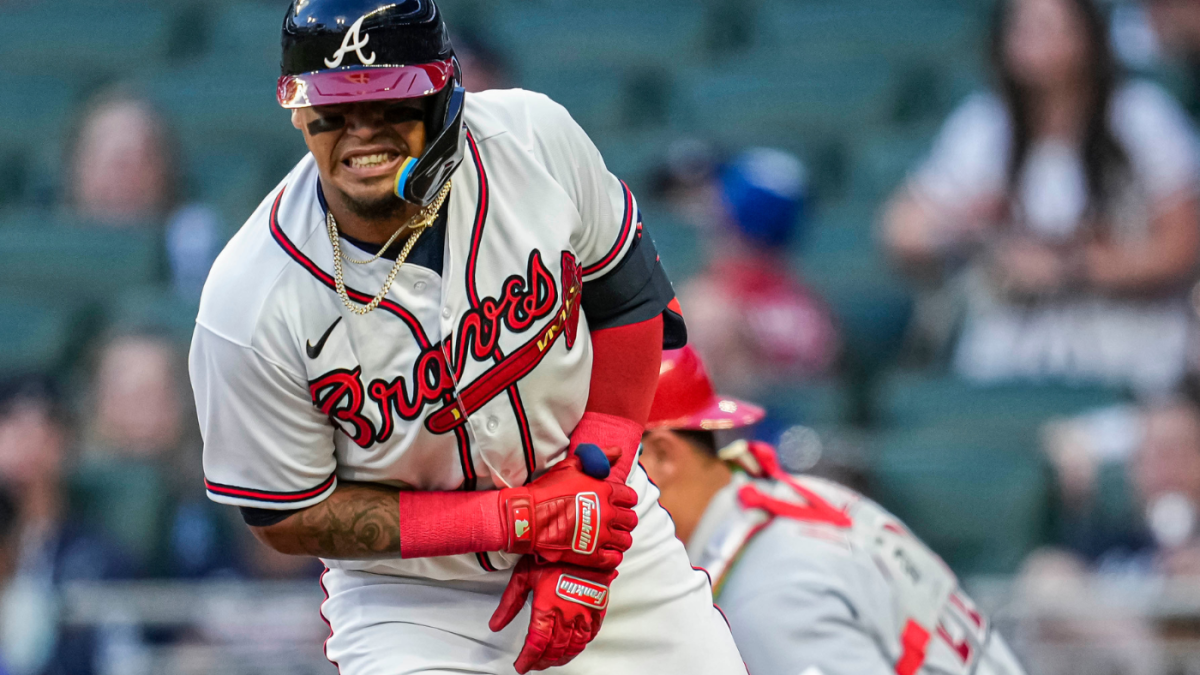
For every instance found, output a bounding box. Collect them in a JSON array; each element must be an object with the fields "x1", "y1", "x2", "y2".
[
  {"x1": 688, "y1": 473, "x2": 1028, "y2": 675},
  {"x1": 191, "y1": 88, "x2": 660, "y2": 581}
]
